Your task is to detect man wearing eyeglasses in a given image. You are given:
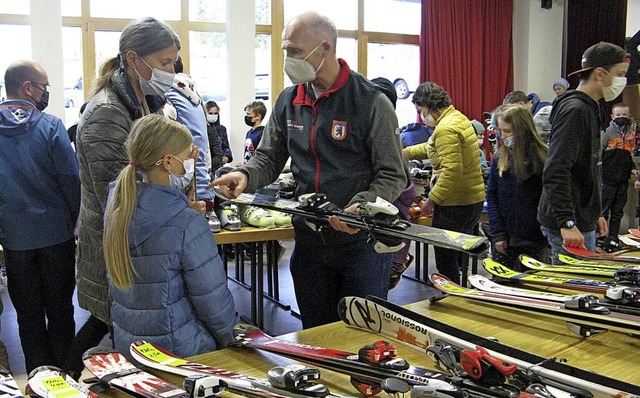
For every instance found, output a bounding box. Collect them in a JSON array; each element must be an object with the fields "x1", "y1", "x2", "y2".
[{"x1": 0, "y1": 60, "x2": 80, "y2": 372}]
